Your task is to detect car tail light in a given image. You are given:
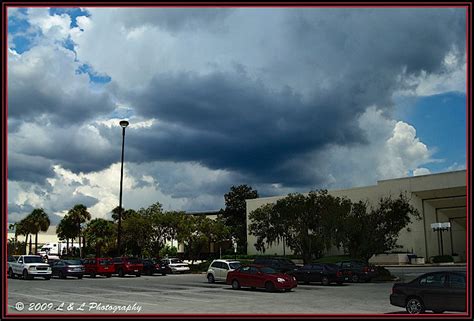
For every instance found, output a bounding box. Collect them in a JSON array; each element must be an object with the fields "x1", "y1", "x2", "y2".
[
  {"x1": 336, "y1": 271, "x2": 342, "y2": 277},
  {"x1": 155, "y1": 264, "x2": 161, "y2": 268},
  {"x1": 363, "y1": 266, "x2": 369, "y2": 272}
]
